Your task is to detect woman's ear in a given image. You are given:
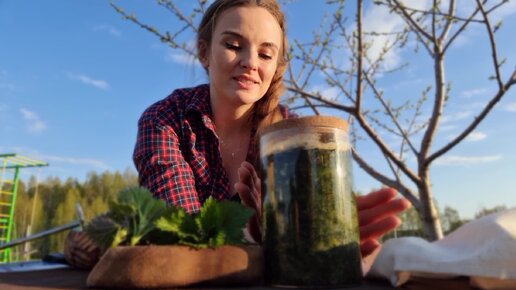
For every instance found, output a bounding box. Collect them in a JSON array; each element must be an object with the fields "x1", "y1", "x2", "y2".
[{"x1": 198, "y1": 40, "x2": 209, "y2": 69}]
